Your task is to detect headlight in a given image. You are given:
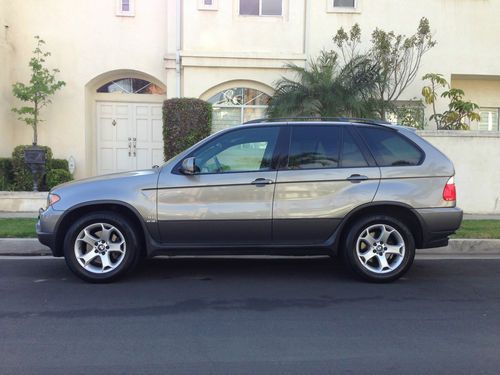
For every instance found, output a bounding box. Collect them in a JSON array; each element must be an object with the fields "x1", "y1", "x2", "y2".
[{"x1": 47, "y1": 193, "x2": 61, "y2": 208}]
